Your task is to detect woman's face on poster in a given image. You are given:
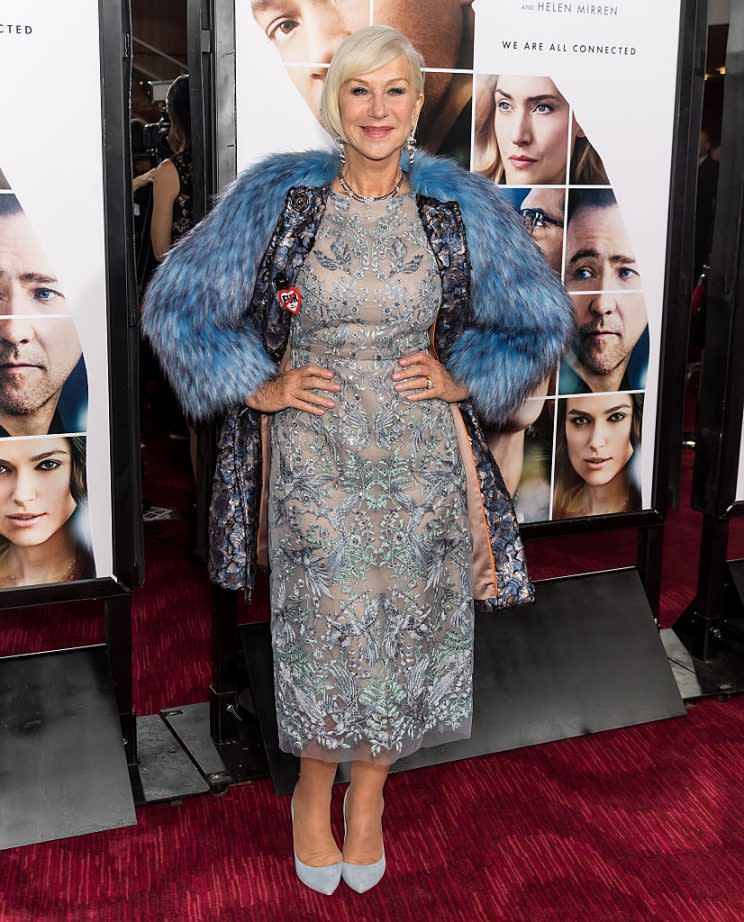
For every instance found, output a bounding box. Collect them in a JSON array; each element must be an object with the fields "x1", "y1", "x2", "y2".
[
  {"x1": 0, "y1": 438, "x2": 76, "y2": 546},
  {"x1": 492, "y1": 76, "x2": 579, "y2": 185},
  {"x1": 250, "y1": 0, "x2": 471, "y2": 121},
  {"x1": 565, "y1": 395, "x2": 634, "y2": 487}
]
